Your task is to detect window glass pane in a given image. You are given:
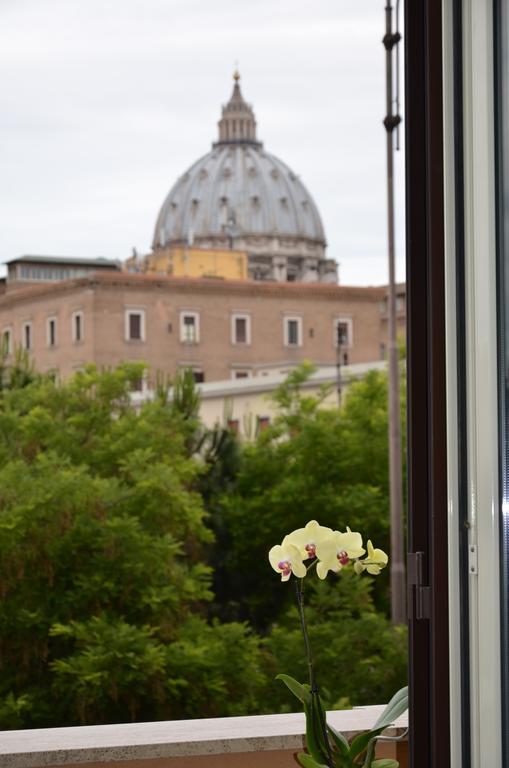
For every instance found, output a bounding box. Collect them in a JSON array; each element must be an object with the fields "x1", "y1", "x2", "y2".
[
  {"x1": 336, "y1": 321, "x2": 349, "y2": 346},
  {"x1": 183, "y1": 315, "x2": 196, "y2": 342},
  {"x1": 235, "y1": 317, "x2": 247, "y2": 343},
  {"x1": 129, "y1": 313, "x2": 141, "y2": 340},
  {"x1": 287, "y1": 319, "x2": 298, "y2": 345},
  {"x1": 75, "y1": 315, "x2": 82, "y2": 342},
  {"x1": 24, "y1": 325, "x2": 31, "y2": 350}
]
